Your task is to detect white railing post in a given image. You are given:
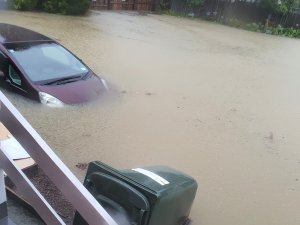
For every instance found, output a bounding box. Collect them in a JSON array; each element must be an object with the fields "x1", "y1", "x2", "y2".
[{"x1": 0, "y1": 169, "x2": 7, "y2": 221}]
